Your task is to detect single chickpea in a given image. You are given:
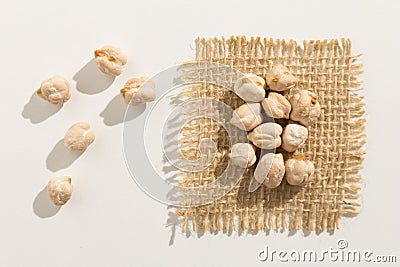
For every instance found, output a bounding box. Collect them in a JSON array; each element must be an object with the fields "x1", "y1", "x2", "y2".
[
  {"x1": 230, "y1": 143, "x2": 257, "y2": 168},
  {"x1": 289, "y1": 90, "x2": 321, "y2": 126},
  {"x1": 233, "y1": 73, "x2": 266, "y2": 102},
  {"x1": 285, "y1": 157, "x2": 315, "y2": 186},
  {"x1": 47, "y1": 176, "x2": 73, "y2": 206},
  {"x1": 265, "y1": 64, "x2": 298, "y2": 92},
  {"x1": 248, "y1": 123, "x2": 283, "y2": 149},
  {"x1": 254, "y1": 153, "x2": 285, "y2": 189},
  {"x1": 281, "y1": 123, "x2": 308, "y2": 152},
  {"x1": 64, "y1": 122, "x2": 95, "y2": 152},
  {"x1": 36, "y1": 75, "x2": 70, "y2": 104},
  {"x1": 230, "y1": 103, "x2": 263, "y2": 131},
  {"x1": 94, "y1": 45, "x2": 127, "y2": 76},
  {"x1": 261, "y1": 92, "x2": 291, "y2": 119},
  {"x1": 120, "y1": 77, "x2": 156, "y2": 105}
]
